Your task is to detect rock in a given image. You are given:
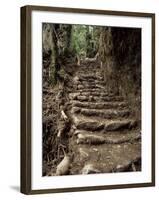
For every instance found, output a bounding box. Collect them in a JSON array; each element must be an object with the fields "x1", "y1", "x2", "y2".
[
  {"x1": 73, "y1": 76, "x2": 79, "y2": 83},
  {"x1": 56, "y1": 155, "x2": 71, "y2": 175},
  {"x1": 114, "y1": 162, "x2": 131, "y2": 172},
  {"x1": 93, "y1": 96, "x2": 124, "y2": 102},
  {"x1": 129, "y1": 120, "x2": 138, "y2": 129},
  {"x1": 74, "y1": 96, "x2": 124, "y2": 102},
  {"x1": 80, "y1": 108, "x2": 130, "y2": 118},
  {"x1": 81, "y1": 164, "x2": 101, "y2": 174},
  {"x1": 76, "y1": 95, "x2": 88, "y2": 101},
  {"x1": 77, "y1": 85, "x2": 84, "y2": 89},
  {"x1": 69, "y1": 92, "x2": 80, "y2": 100},
  {"x1": 77, "y1": 133, "x2": 105, "y2": 144},
  {"x1": 74, "y1": 129, "x2": 83, "y2": 135},
  {"x1": 77, "y1": 88, "x2": 104, "y2": 93},
  {"x1": 96, "y1": 84, "x2": 105, "y2": 89},
  {"x1": 75, "y1": 121, "x2": 104, "y2": 131},
  {"x1": 80, "y1": 91, "x2": 110, "y2": 97},
  {"x1": 71, "y1": 101, "x2": 127, "y2": 109},
  {"x1": 71, "y1": 107, "x2": 81, "y2": 114},
  {"x1": 79, "y1": 148, "x2": 89, "y2": 158},
  {"x1": 114, "y1": 157, "x2": 141, "y2": 172},
  {"x1": 105, "y1": 120, "x2": 134, "y2": 131}
]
